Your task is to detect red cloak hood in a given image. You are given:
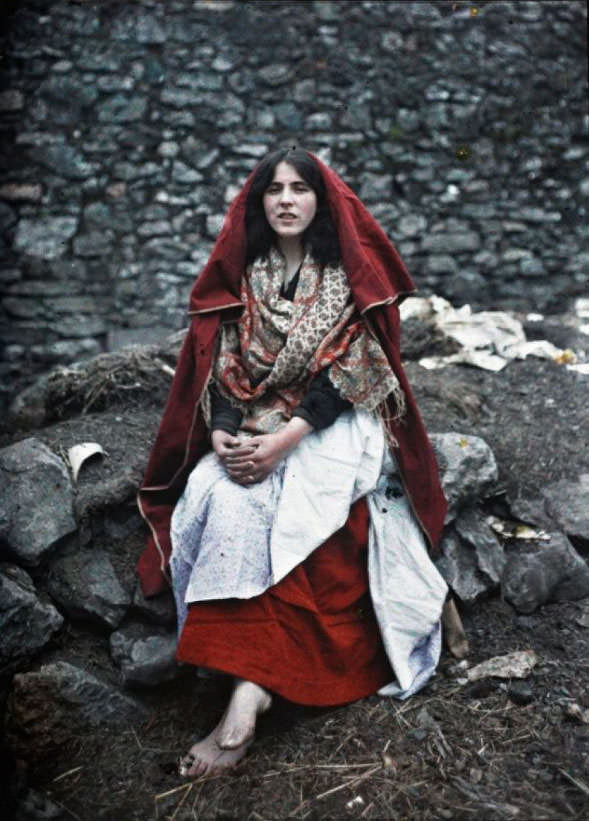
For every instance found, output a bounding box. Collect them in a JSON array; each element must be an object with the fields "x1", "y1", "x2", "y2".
[{"x1": 137, "y1": 152, "x2": 447, "y2": 596}]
